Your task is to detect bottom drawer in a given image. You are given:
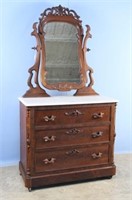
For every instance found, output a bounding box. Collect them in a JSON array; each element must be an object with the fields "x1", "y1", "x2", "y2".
[{"x1": 34, "y1": 144, "x2": 109, "y2": 173}]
